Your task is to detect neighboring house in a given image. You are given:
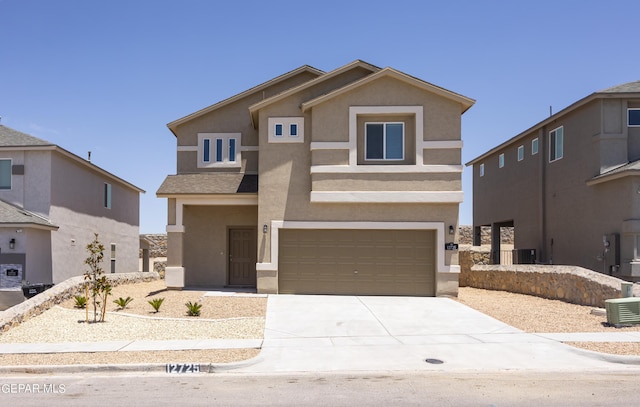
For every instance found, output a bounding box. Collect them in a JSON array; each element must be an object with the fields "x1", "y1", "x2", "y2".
[
  {"x1": 157, "y1": 60, "x2": 474, "y2": 296},
  {"x1": 0, "y1": 125, "x2": 144, "y2": 299},
  {"x1": 466, "y1": 81, "x2": 640, "y2": 280}
]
